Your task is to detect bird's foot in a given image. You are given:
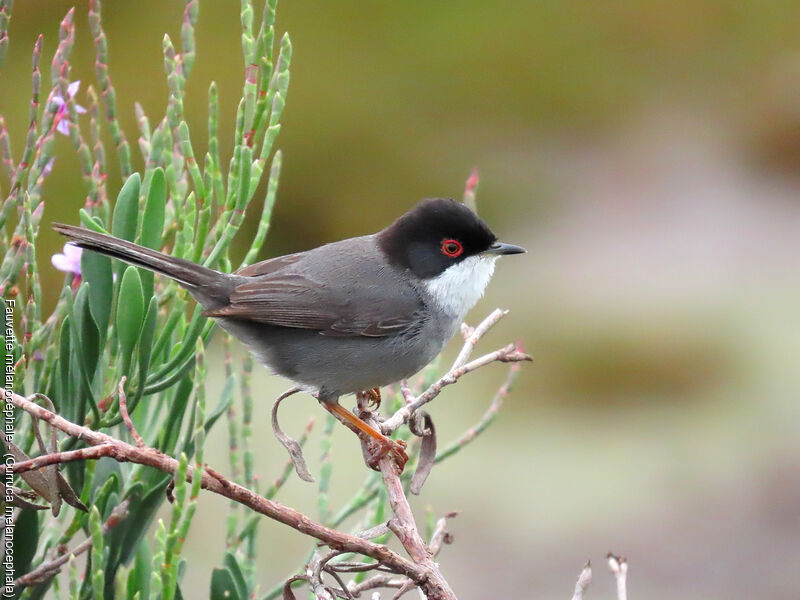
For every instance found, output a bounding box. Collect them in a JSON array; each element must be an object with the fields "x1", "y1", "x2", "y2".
[
  {"x1": 357, "y1": 387, "x2": 382, "y2": 411},
  {"x1": 366, "y1": 435, "x2": 408, "y2": 471}
]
